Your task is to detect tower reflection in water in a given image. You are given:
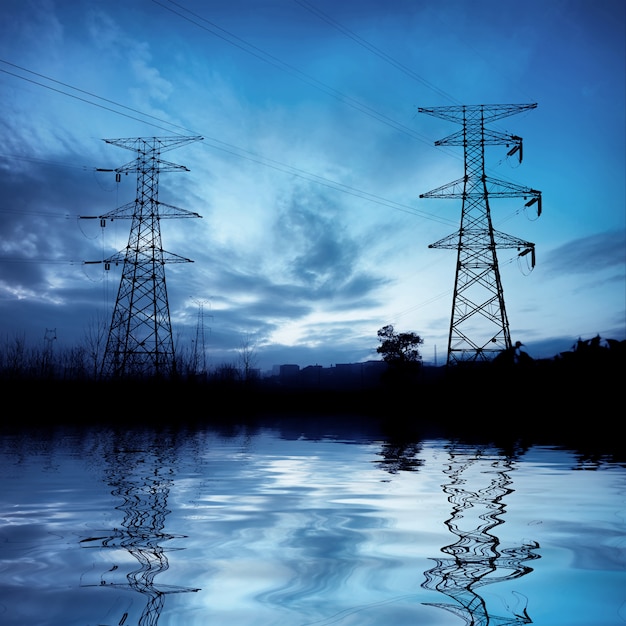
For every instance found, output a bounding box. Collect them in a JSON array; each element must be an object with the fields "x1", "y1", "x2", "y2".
[
  {"x1": 422, "y1": 447, "x2": 540, "y2": 625},
  {"x1": 81, "y1": 433, "x2": 199, "y2": 626}
]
